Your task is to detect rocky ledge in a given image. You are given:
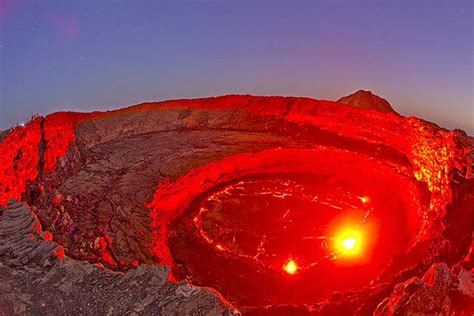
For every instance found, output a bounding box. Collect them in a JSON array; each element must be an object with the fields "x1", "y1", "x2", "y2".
[{"x1": 0, "y1": 201, "x2": 238, "y2": 316}]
